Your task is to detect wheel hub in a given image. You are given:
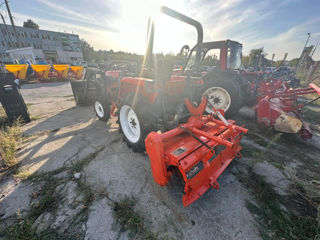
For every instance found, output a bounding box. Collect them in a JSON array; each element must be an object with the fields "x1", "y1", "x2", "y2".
[
  {"x1": 211, "y1": 96, "x2": 221, "y2": 104},
  {"x1": 202, "y1": 87, "x2": 231, "y2": 113},
  {"x1": 130, "y1": 118, "x2": 137, "y2": 128}
]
